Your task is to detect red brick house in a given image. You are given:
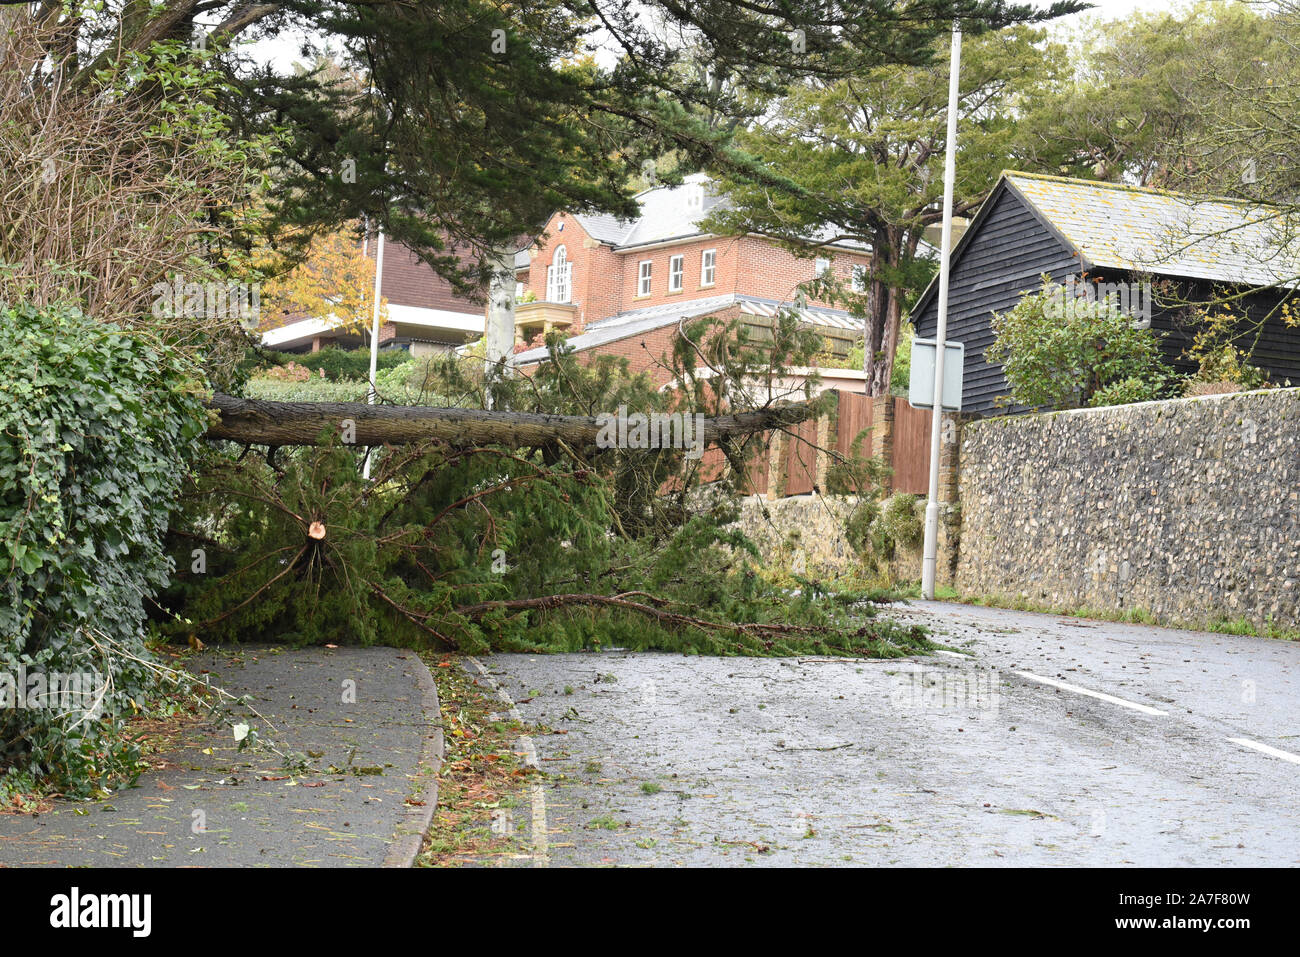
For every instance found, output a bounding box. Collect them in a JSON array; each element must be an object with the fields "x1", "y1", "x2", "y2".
[
  {"x1": 261, "y1": 235, "x2": 486, "y2": 355},
  {"x1": 512, "y1": 174, "x2": 873, "y2": 387}
]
